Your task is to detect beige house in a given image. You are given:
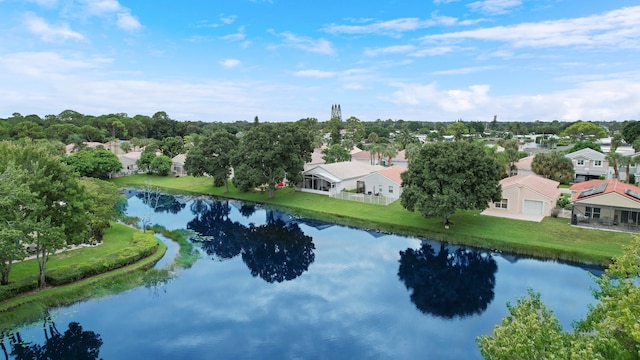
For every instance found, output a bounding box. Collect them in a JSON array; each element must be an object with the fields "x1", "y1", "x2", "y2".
[
  {"x1": 357, "y1": 165, "x2": 407, "y2": 200},
  {"x1": 481, "y1": 174, "x2": 561, "y2": 222},
  {"x1": 171, "y1": 154, "x2": 188, "y2": 177},
  {"x1": 570, "y1": 179, "x2": 640, "y2": 232}
]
